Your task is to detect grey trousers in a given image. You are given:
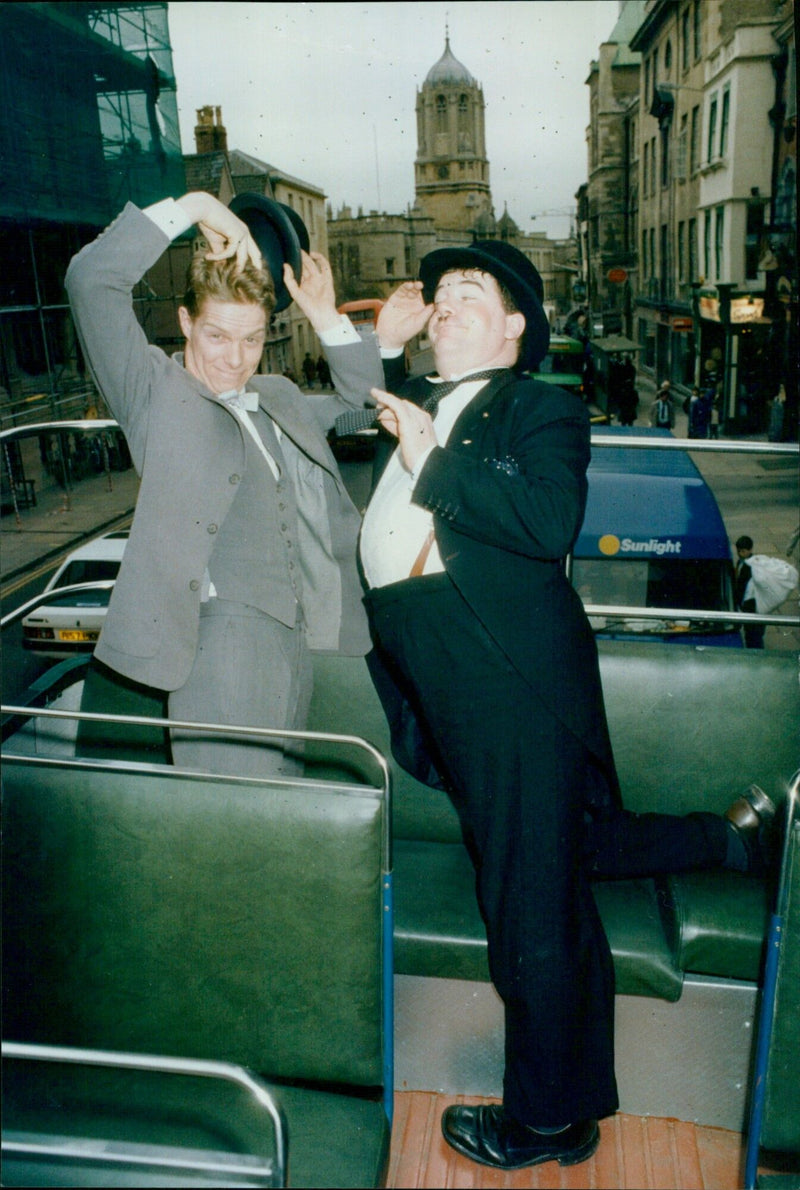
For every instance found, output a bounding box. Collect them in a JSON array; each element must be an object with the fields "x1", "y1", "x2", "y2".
[{"x1": 169, "y1": 599, "x2": 313, "y2": 778}]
